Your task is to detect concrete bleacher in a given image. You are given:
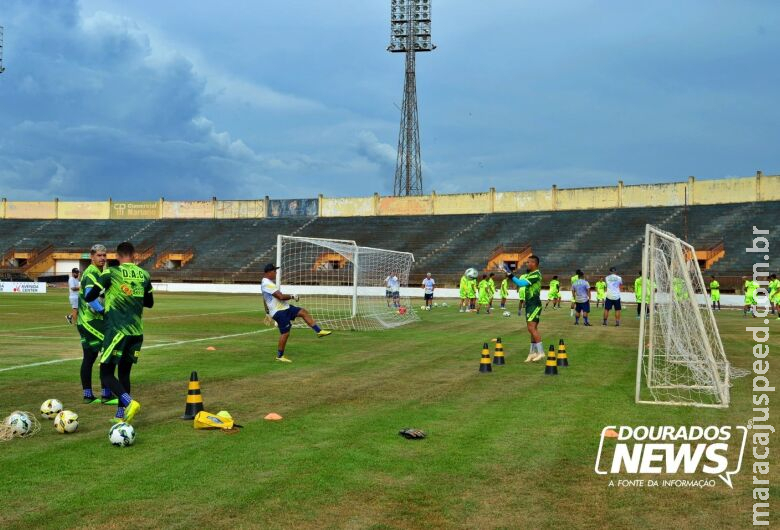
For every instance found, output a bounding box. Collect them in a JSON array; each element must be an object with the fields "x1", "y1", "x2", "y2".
[{"x1": 1, "y1": 202, "x2": 778, "y2": 288}]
